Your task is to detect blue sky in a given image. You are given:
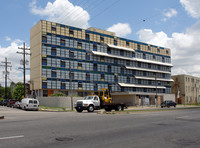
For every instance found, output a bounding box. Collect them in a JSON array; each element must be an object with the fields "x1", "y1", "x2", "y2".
[{"x1": 0, "y1": 0, "x2": 200, "y2": 85}]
